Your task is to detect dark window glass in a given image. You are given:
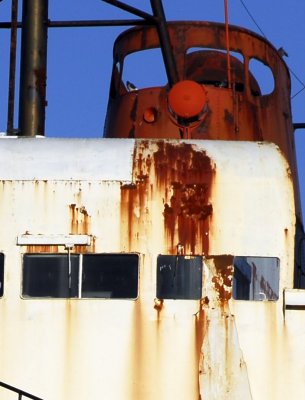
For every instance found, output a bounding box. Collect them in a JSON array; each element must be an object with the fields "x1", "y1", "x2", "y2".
[
  {"x1": 233, "y1": 256, "x2": 280, "y2": 301},
  {"x1": 0, "y1": 253, "x2": 4, "y2": 297},
  {"x1": 22, "y1": 253, "x2": 139, "y2": 299},
  {"x1": 23, "y1": 254, "x2": 79, "y2": 298},
  {"x1": 82, "y1": 254, "x2": 139, "y2": 299},
  {"x1": 157, "y1": 255, "x2": 202, "y2": 300}
]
